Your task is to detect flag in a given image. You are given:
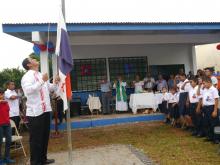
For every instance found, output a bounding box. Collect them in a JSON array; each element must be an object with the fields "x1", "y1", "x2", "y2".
[{"x1": 56, "y1": 10, "x2": 73, "y2": 110}]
